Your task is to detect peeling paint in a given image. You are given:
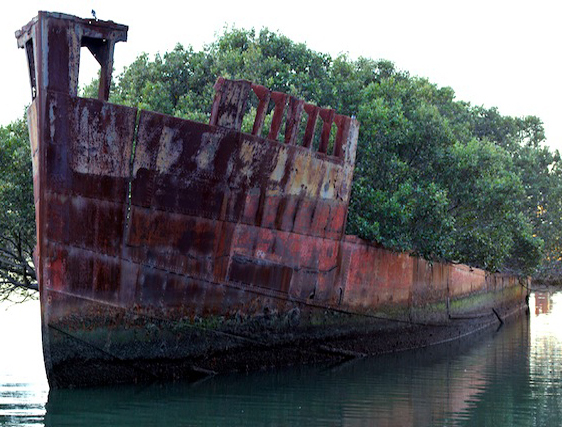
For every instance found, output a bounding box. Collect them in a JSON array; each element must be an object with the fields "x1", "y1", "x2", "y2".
[
  {"x1": 270, "y1": 148, "x2": 288, "y2": 183},
  {"x1": 155, "y1": 126, "x2": 180, "y2": 173}
]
